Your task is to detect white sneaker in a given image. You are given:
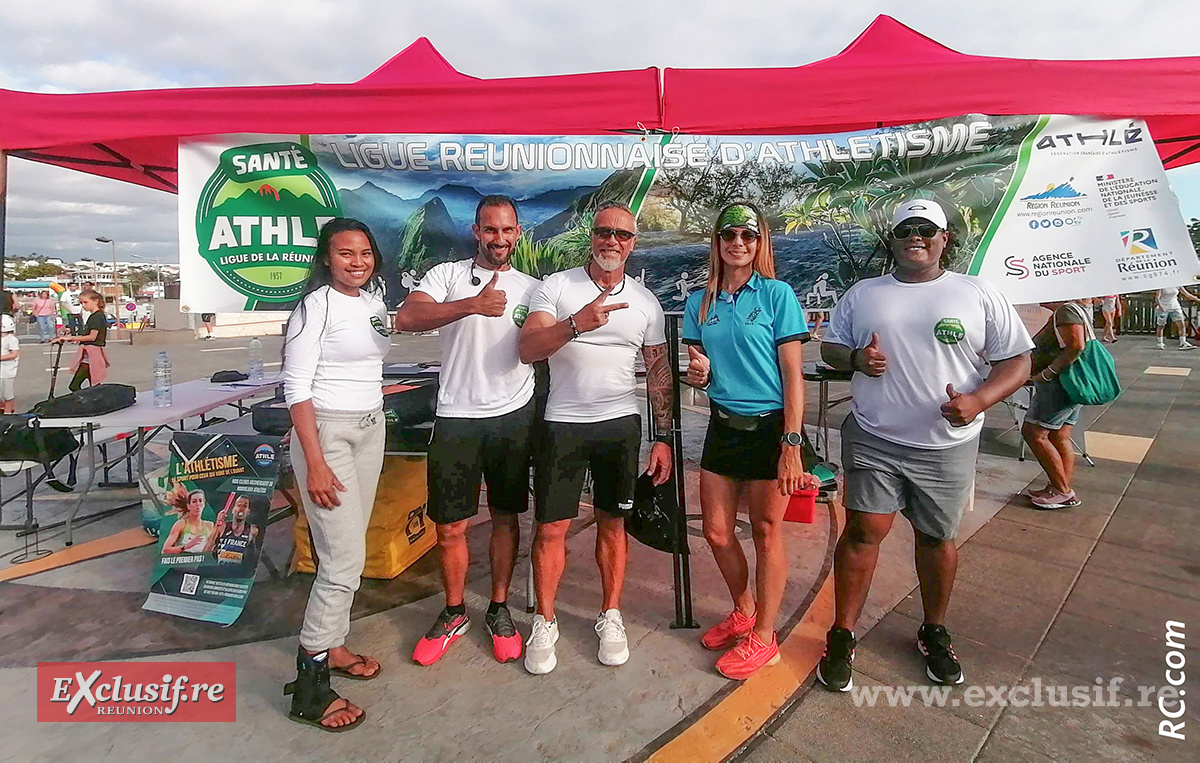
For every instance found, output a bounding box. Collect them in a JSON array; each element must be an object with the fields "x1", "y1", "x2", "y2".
[
  {"x1": 1179, "y1": 341, "x2": 1196, "y2": 351},
  {"x1": 524, "y1": 615, "x2": 559, "y2": 675},
  {"x1": 595, "y1": 609, "x2": 629, "y2": 666},
  {"x1": 1157, "y1": 341, "x2": 1166, "y2": 350}
]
